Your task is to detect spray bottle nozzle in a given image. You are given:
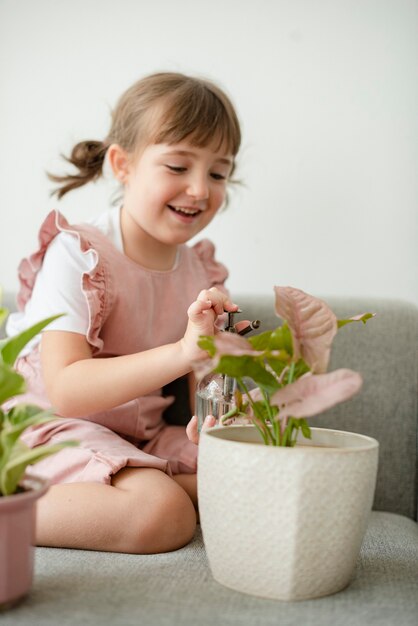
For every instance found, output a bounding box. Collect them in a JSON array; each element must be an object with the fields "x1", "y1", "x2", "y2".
[
  {"x1": 224, "y1": 309, "x2": 242, "y2": 333},
  {"x1": 224, "y1": 309, "x2": 261, "y2": 337}
]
